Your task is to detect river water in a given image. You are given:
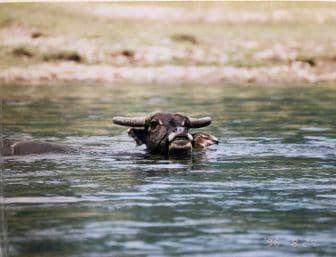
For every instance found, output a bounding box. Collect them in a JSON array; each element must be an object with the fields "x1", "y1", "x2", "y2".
[{"x1": 1, "y1": 82, "x2": 336, "y2": 257}]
